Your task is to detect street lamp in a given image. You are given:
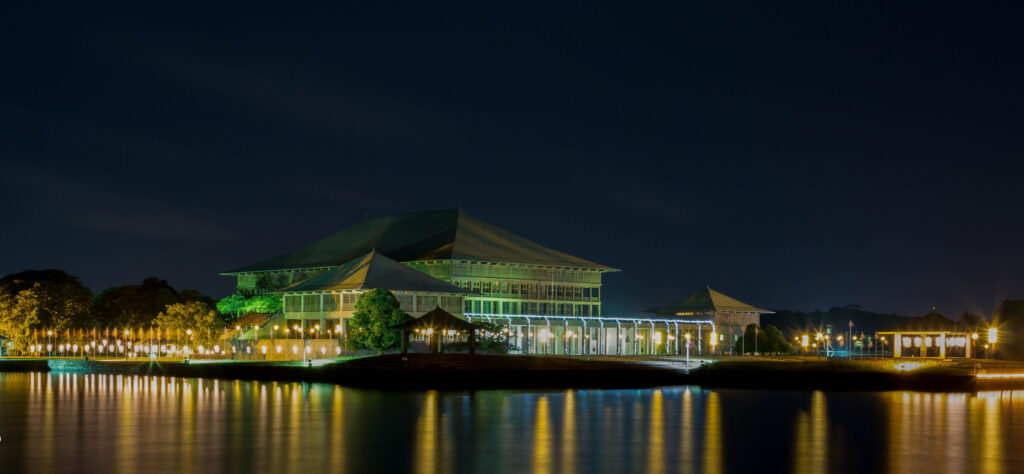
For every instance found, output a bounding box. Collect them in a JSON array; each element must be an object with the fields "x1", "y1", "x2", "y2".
[
  {"x1": 987, "y1": 328, "x2": 998, "y2": 358},
  {"x1": 684, "y1": 333, "x2": 692, "y2": 367}
]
